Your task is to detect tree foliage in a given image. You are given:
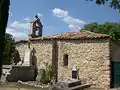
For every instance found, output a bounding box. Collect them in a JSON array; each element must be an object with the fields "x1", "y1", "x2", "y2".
[
  {"x1": 87, "y1": 0, "x2": 120, "y2": 12},
  {"x1": 0, "y1": 0, "x2": 10, "y2": 77},
  {"x1": 2, "y1": 33, "x2": 20, "y2": 65},
  {"x1": 82, "y1": 22, "x2": 120, "y2": 40}
]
